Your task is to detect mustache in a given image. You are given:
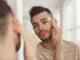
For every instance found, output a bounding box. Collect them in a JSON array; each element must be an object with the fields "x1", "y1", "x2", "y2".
[{"x1": 38, "y1": 30, "x2": 49, "y2": 34}]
